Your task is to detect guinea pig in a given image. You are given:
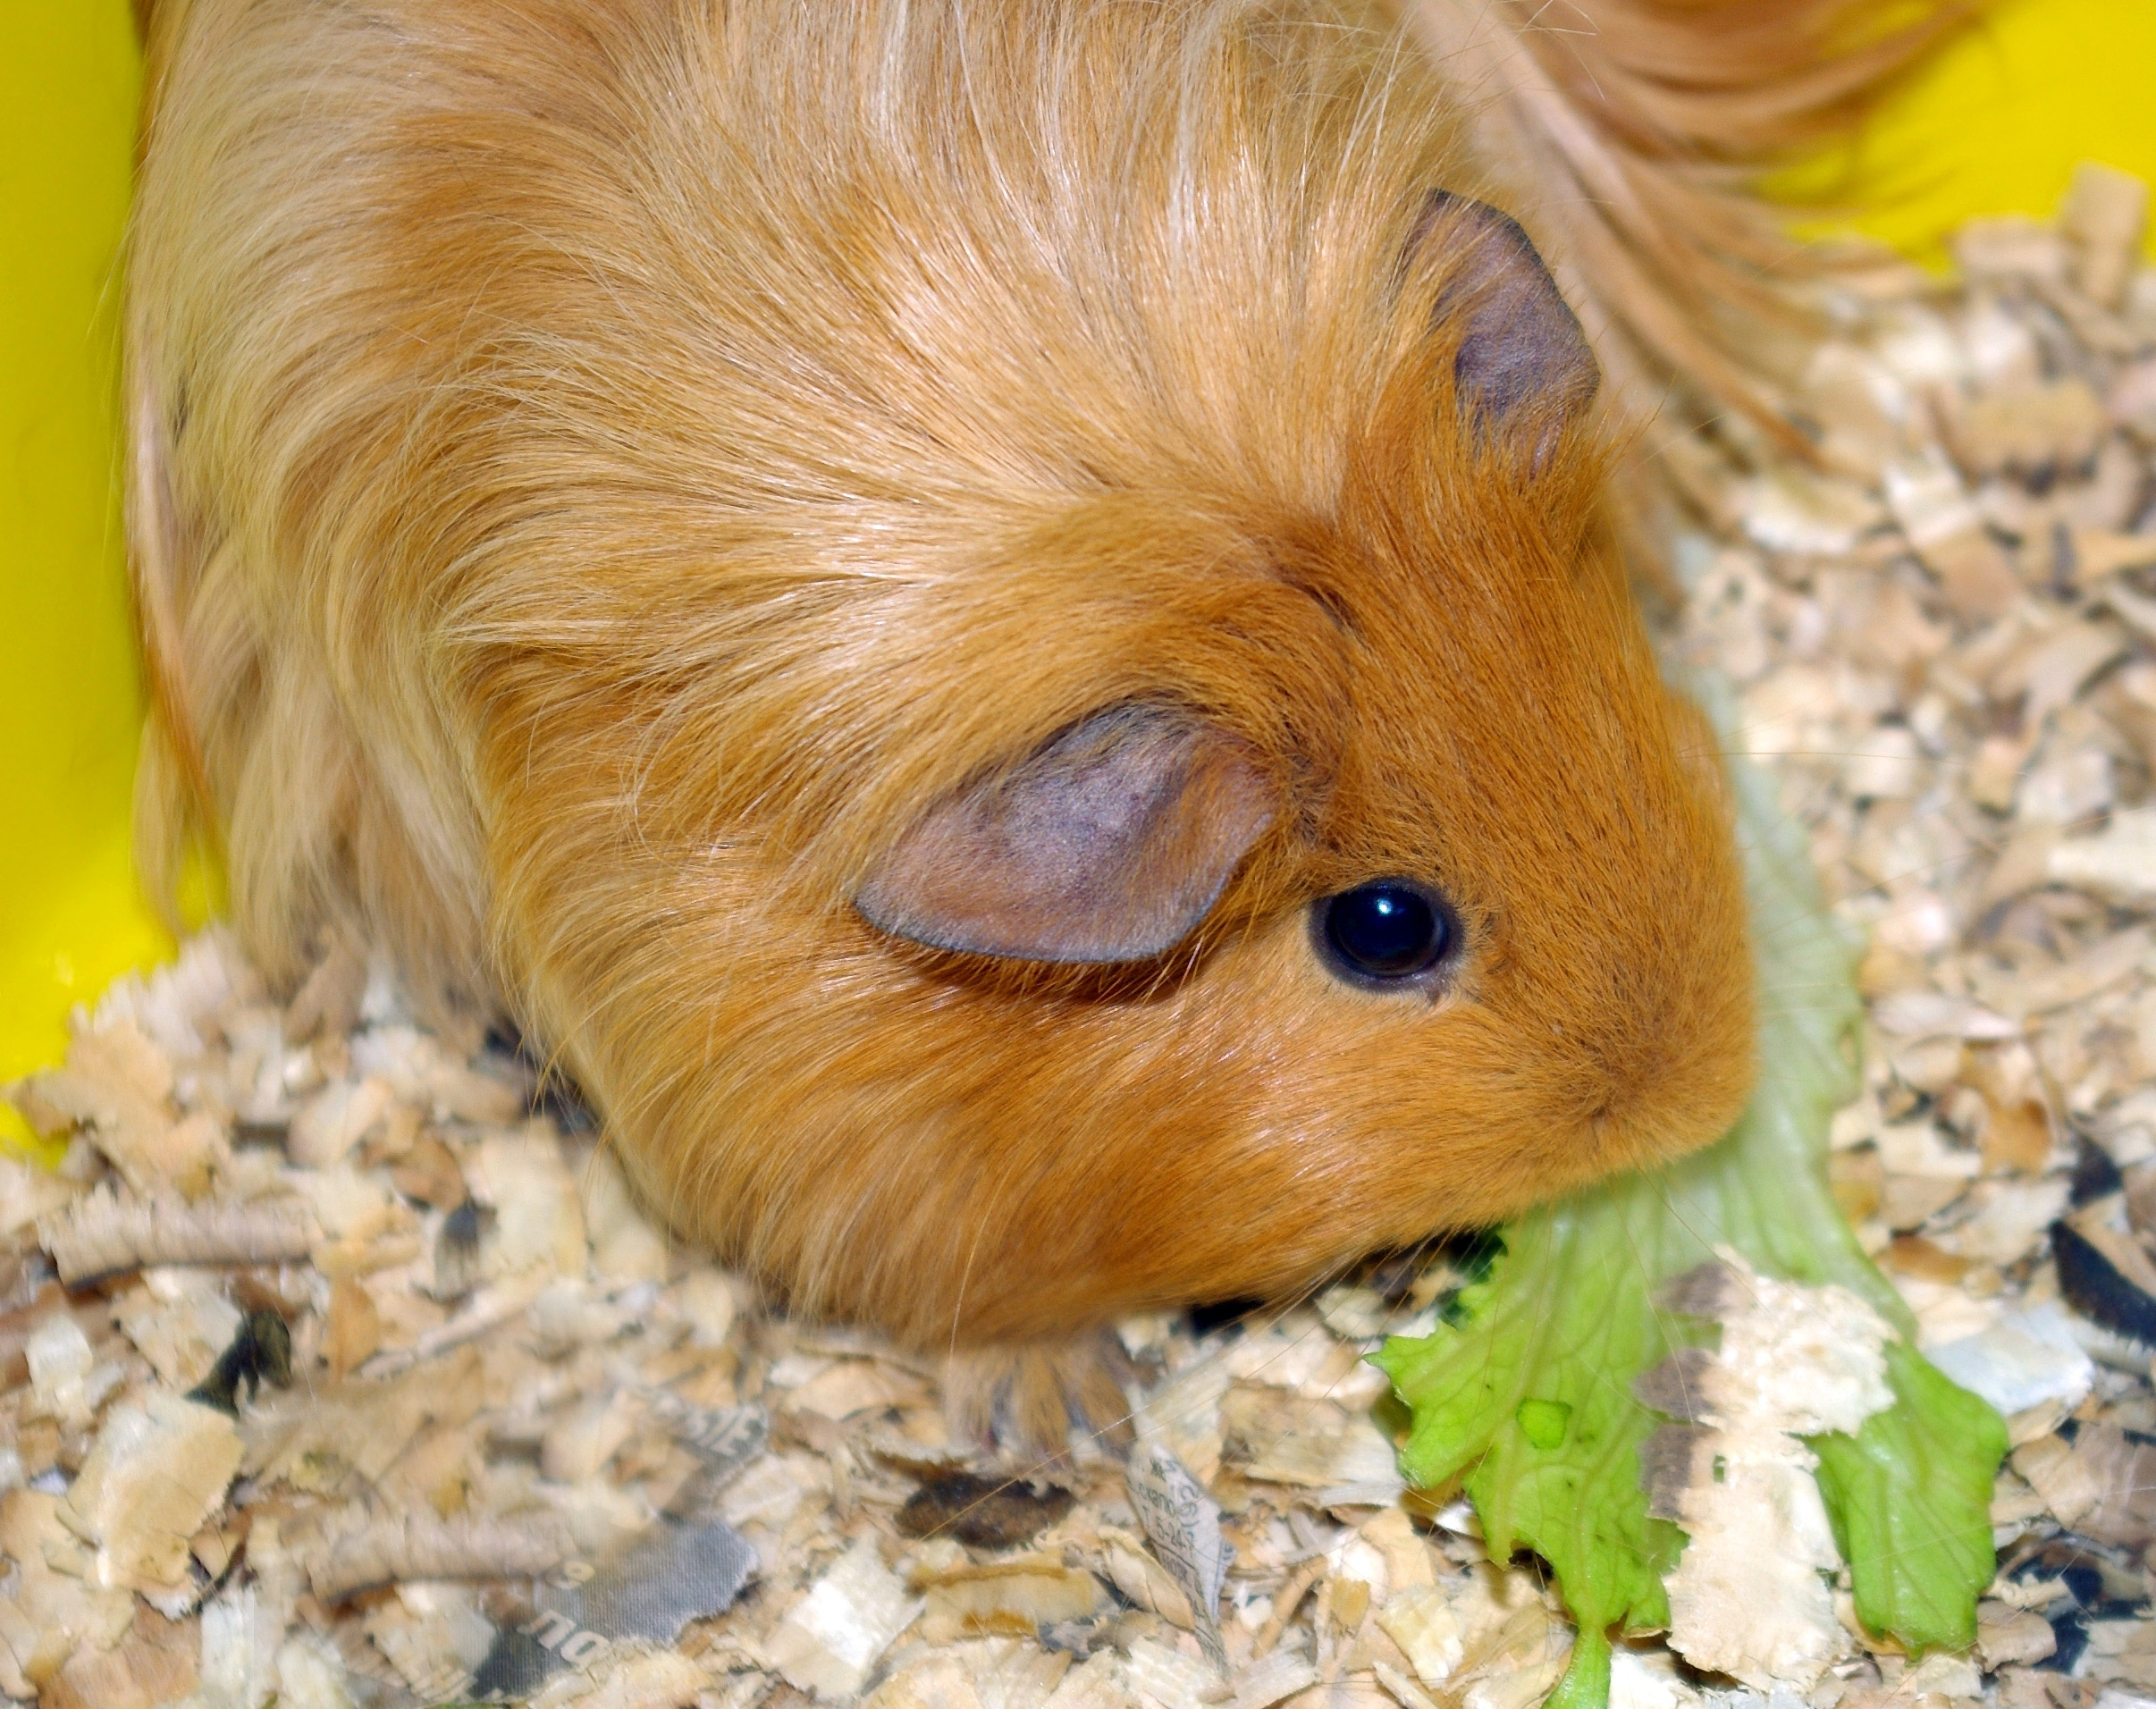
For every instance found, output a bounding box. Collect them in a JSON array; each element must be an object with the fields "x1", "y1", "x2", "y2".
[{"x1": 126, "y1": 0, "x2": 1823, "y2": 1440}]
